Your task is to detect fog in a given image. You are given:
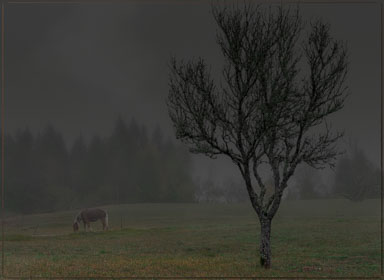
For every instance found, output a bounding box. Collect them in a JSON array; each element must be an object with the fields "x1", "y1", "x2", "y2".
[{"x1": 4, "y1": 2, "x2": 381, "y2": 212}]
